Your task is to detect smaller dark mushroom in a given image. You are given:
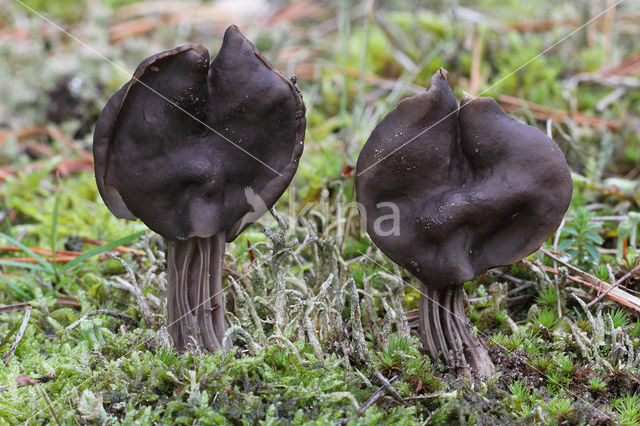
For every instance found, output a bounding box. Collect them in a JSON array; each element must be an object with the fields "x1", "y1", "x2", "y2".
[
  {"x1": 356, "y1": 69, "x2": 572, "y2": 378},
  {"x1": 94, "y1": 25, "x2": 306, "y2": 352}
]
